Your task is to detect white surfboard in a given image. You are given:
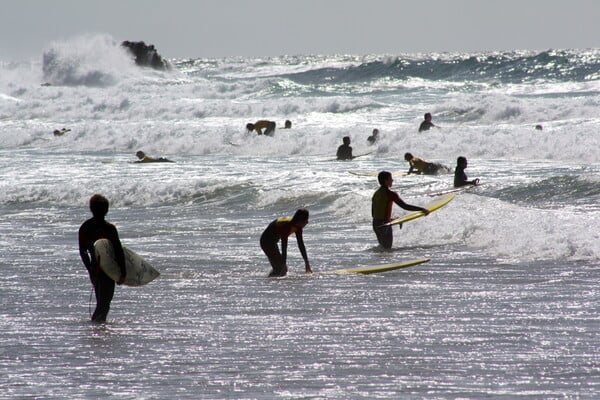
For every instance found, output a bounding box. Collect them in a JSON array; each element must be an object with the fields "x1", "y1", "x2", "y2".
[{"x1": 94, "y1": 239, "x2": 160, "y2": 286}]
